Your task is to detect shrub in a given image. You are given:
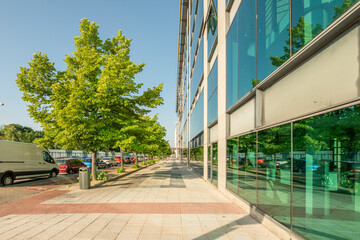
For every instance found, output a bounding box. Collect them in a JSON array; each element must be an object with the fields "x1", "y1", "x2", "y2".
[
  {"x1": 116, "y1": 168, "x2": 125, "y2": 173},
  {"x1": 131, "y1": 164, "x2": 141, "y2": 169}
]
